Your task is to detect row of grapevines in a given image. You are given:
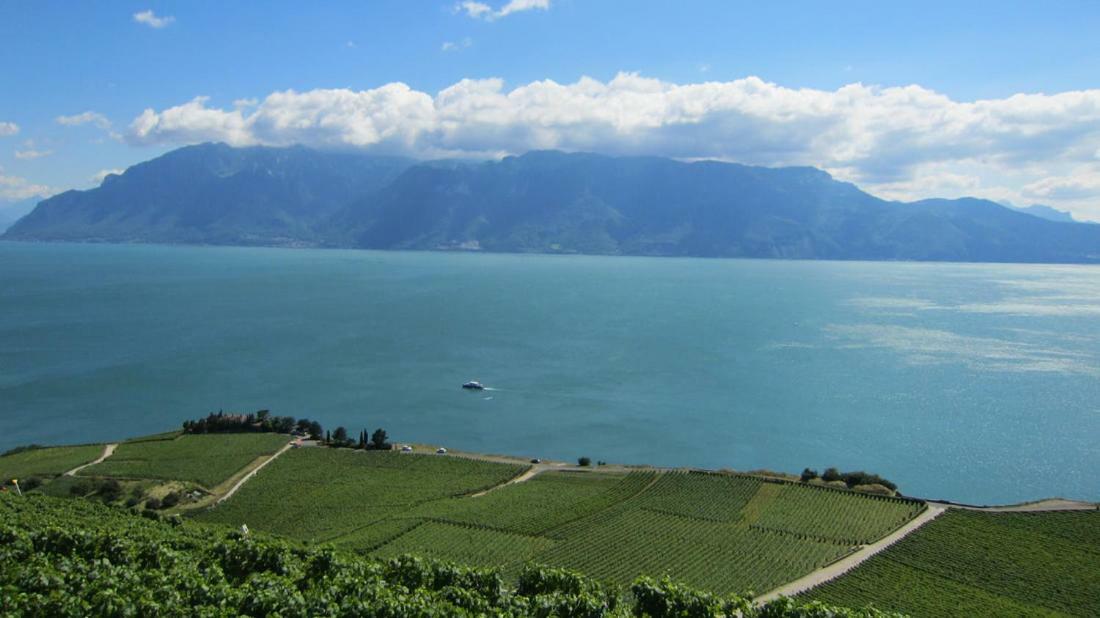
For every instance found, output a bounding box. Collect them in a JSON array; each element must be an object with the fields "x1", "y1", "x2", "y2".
[
  {"x1": 802, "y1": 509, "x2": 1100, "y2": 616},
  {"x1": 0, "y1": 492, "x2": 904, "y2": 617},
  {"x1": 750, "y1": 484, "x2": 924, "y2": 544}
]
